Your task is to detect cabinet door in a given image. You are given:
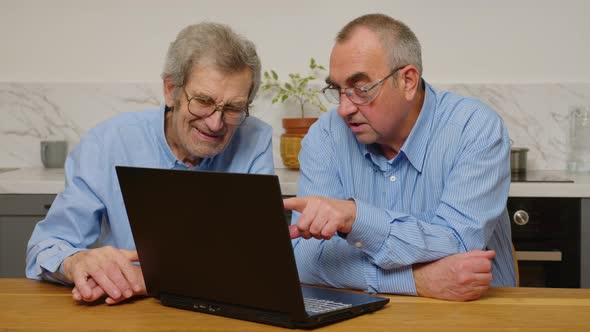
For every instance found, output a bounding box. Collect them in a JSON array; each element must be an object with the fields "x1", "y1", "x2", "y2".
[
  {"x1": 0, "y1": 216, "x2": 42, "y2": 277},
  {"x1": 0, "y1": 194, "x2": 55, "y2": 278}
]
